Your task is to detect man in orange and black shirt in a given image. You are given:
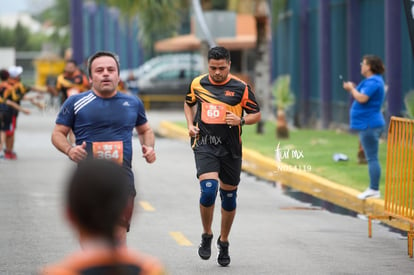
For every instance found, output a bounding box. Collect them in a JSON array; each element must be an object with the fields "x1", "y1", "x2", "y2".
[
  {"x1": 184, "y1": 46, "x2": 261, "y2": 267},
  {"x1": 51, "y1": 59, "x2": 90, "y2": 105}
]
